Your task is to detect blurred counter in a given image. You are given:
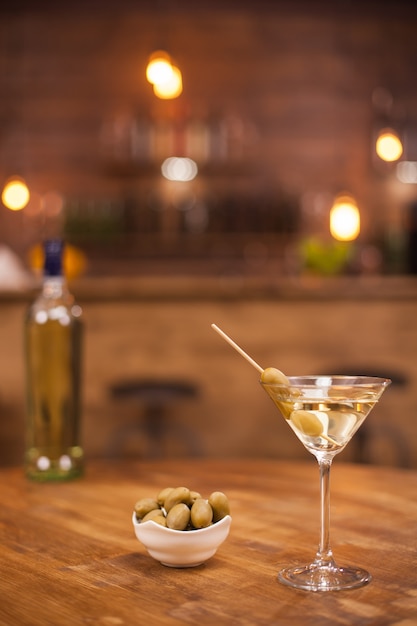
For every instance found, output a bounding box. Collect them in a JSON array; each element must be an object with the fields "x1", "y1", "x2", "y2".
[
  {"x1": 1, "y1": 274, "x2": 417, "y2": 467},
  {"x1": 45, "y1": 273, "x2": 417, "y2": 301}
]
